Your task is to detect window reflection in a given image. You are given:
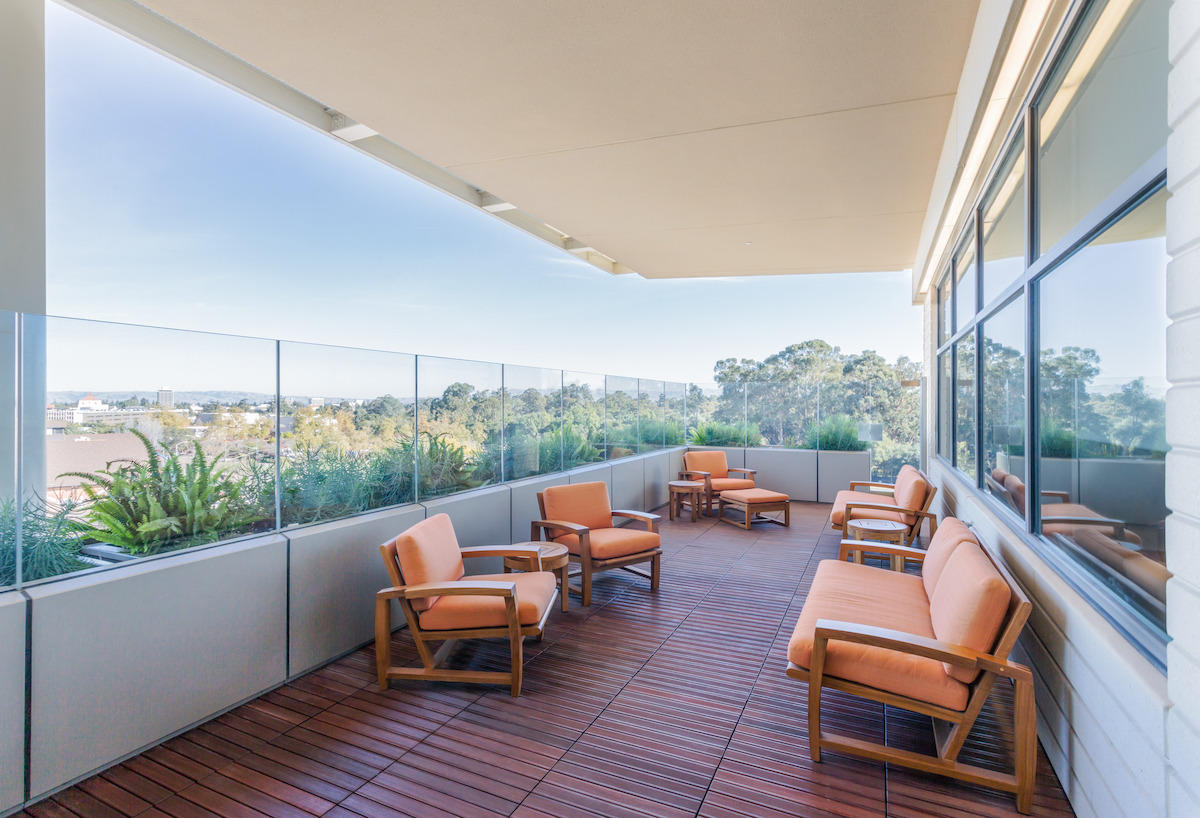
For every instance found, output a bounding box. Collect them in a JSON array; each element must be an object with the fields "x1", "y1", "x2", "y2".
[
  {"x1": 938, "y1": 353, "x2": 952, "y2": 458},
  {"x1": 954, "y1": 334, "x2": 976, "y2": 478},
  {"x1": 982, "y1": 140, "x2": 1026, "y2": 307},
  {"x1": 982, "y1": 299, "x2": 1026, "y2": 518},
  {"x1": 938, "y1": 273, "x2": 951, "y2": 344},
  {"x1": 954, "y1": 231, "x2": 978, "y2": 327},
  {"x1": 1036, "y1": 187, "x2": 1169, "y2": 629}
]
